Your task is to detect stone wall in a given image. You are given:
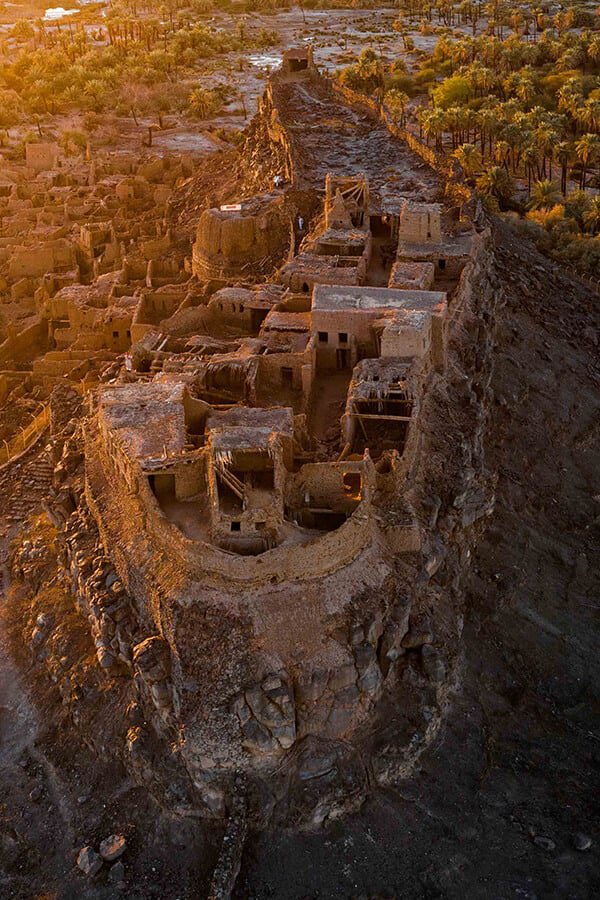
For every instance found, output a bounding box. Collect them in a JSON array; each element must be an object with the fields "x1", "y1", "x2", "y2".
[
  {"x1": 8, "y1": 238, "x2": 75, "y2": 280},
  {"x1": 192, "y1": 198, "x2": 293, "y2": 282},
  {"x1": 85, "y1": 437, "x2": 378, "y2": 592},
  {"x1": 254, "y1": 345, "x2": 314, "y2": 400},
  {"x1": 0, "y1": 318, "x2": 48, "y2": 367}
]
